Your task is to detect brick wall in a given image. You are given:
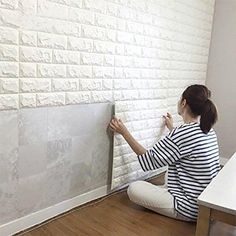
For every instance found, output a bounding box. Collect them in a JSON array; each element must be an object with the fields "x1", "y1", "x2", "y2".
[{"x1": 0, "y1": 0, "x2": 215, "y2": 110}]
